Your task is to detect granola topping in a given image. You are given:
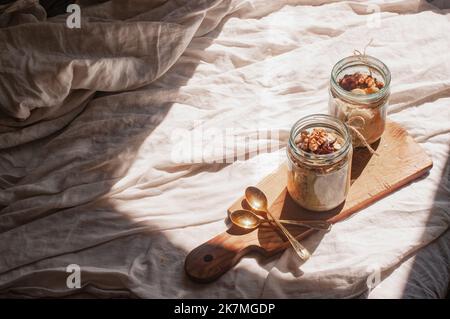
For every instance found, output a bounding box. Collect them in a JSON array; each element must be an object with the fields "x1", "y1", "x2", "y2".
[
  {"x1": 338, "y1": 72, "x2": 384, "y2": 95},
  {"x1": 294, "y1": 128, "x2": 341, "y2": 155}
]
